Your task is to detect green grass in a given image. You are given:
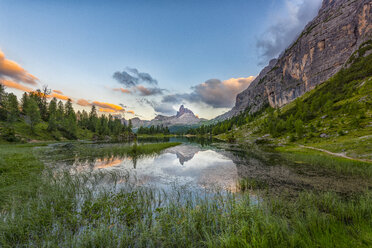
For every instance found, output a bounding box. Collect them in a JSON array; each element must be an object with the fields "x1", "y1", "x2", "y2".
[
  {"x1": 1, "y1": 169, "x2": 372, "y2": 247},
  {"x1": 0, "y1": 121, "x2": 96, "y2": 142},
  {"x1": 276, "y1": 146, "x2": 372, "y2": 178},
  {"x1": 0, "y1": 144, "x2": 45, "y2": 208},
  {"x1": 237, "y1": 178, "x2": 268, "y2": 191},
  {"x1": 305, "y1": 134, "x2": 372, "y2": 160},
  {"x1": 1, "y1": 142, "x2": 372, "y2": 247}
]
